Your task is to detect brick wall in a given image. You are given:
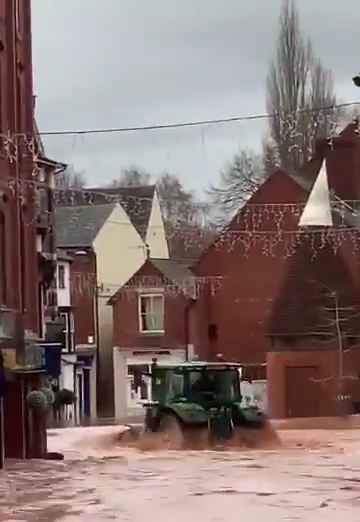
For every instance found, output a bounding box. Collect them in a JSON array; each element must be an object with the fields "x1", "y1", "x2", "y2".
[
  {"x1": 0, "y1": 1, "x2": 40, "y2": 339},
  {"x1": 267, "y1": 347, "x2": 360, "y2": 418},
  {"x1": 70, "y1": 251, "x2": 97, "y2": 346},
  {"x1": 192, "y1": 171, "x2": 307, "y2": 364},
  {"x1": 112, "y1": 263, "x2": 189, "y2": 351}
]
